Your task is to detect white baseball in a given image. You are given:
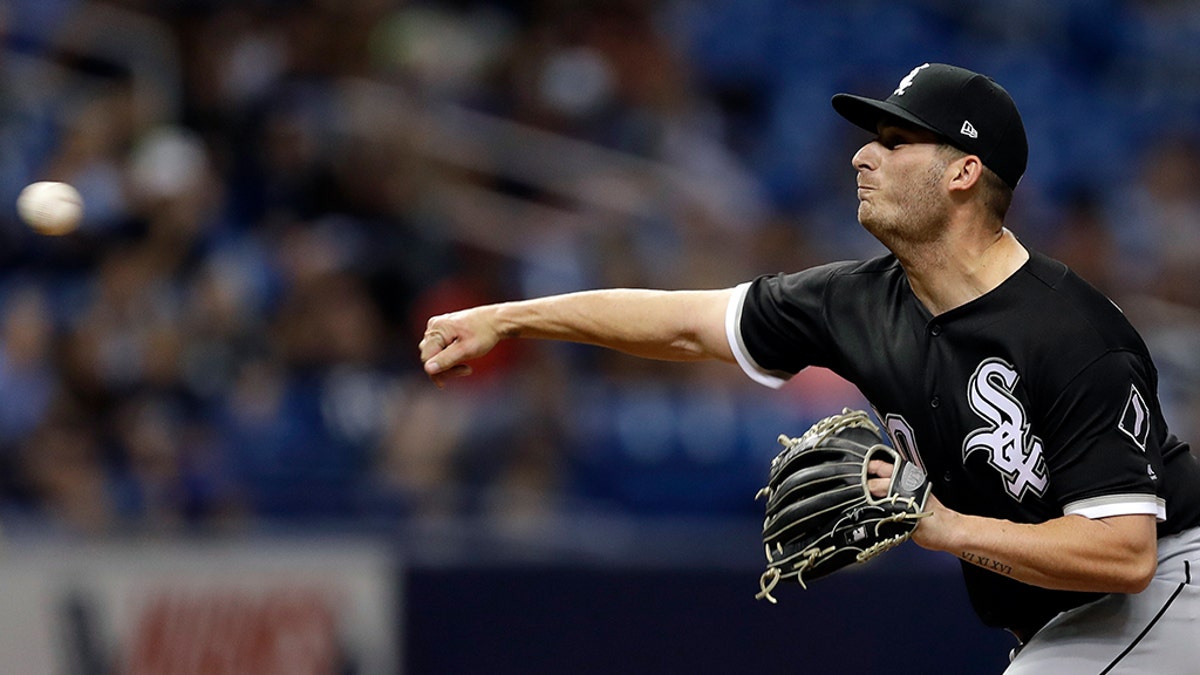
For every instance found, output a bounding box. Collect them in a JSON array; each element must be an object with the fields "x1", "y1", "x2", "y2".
[{"x1": 16, "y1": 181, "x2": 84, "y2": 236}]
